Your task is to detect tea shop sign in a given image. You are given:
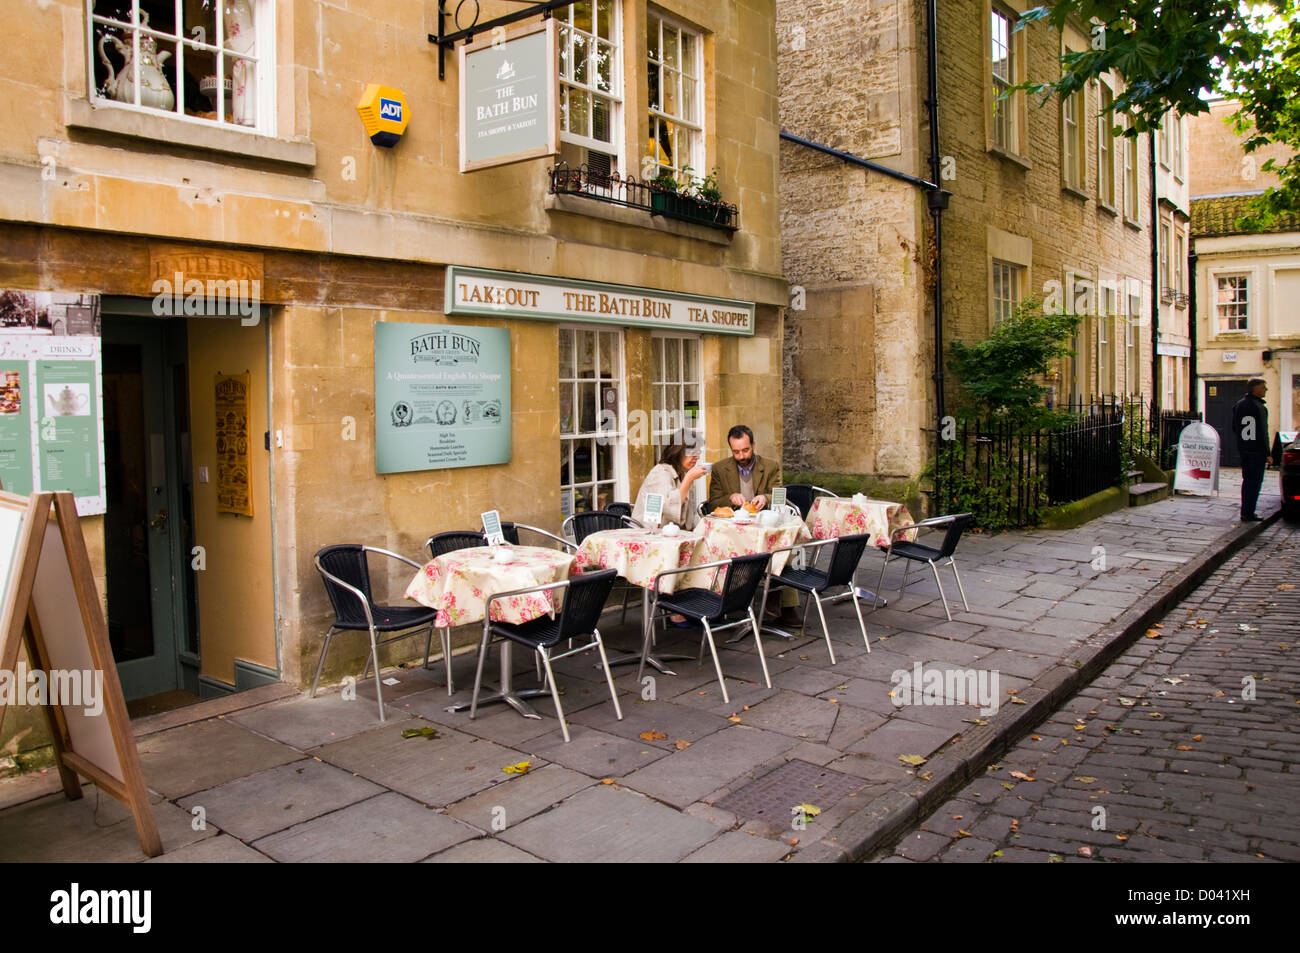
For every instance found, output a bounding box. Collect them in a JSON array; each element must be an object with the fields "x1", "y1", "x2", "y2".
[
  {"x1": 459, "y1": 20, "x2": 559, "y2": 172},
  {"x1": 445, "y1": 267, "x2": 756, "y2": 336}
]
